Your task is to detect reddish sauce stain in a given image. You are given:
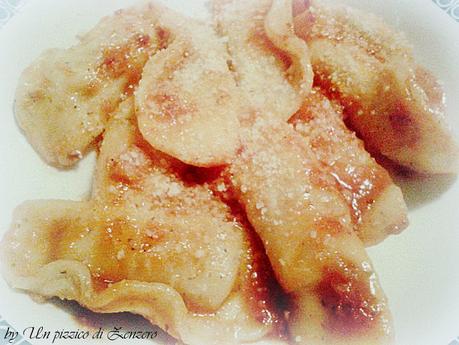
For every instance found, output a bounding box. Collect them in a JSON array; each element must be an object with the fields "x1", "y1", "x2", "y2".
[
  {"x1": 75, "y1": 125, "x2": 291, "y2": 337},
  {"x1": 99, "y1": 34, "x2": 153, "y2": 95},
  {"x1": 314, "y1": 218, "x2": 345, "y2": 237},
  {"x1": 48, "y1": 218, "x2": 124, "y2": 294},
  {"x1": 89, "y1": 216, "x2": 174, "y2": 294},
  {"x1": 137, "y1": 34, "x2": 151, "y2": 48},
  {"x1": 315, "y1": 266, "x2": 378, "y2": 337},
  {"x1": 94, "y1": 132, "x2": 105, "y2": 153},
  {"x1": 243, "y1": 222, "x2": 290, "y2": 339},
  {"x1": 123, "y1": 71, "x2": 143, "y2": 96},
  {"x1": 388, "y1": 103, "x2": 419, "y2": 148},
  {"x1": 109, "y1": 166, "x2": 137, "y2": 187},
  {"x1": 133, "y1": 128, "x2": 165, "y2": 159},
  {"x1": 133, "y1": 128, "x2": 227, "y2": 190},
  {"x1": 290, "y1": 94, "x2": 392, "y2": 225},
  {"x1": 309, "y1": 167, "x2": 334, "y2": 190},
  {"x1": 209, "y1": 173, "x2": 291, "y2": 340},
  {"x1": 249, "y1": 27, "x2": 292, "y2": 71},
  {"x1": 175, "y1": 165, "x2": 227, "y2": 187},
  {"x1": 48, "y1": 219, "x2": 71, "y2": 262},
  {"x1": 91, "y1": 227, "x2": 126, "y2": 291},
  {"x1": 132, "y1": 127, "x2": 191, "y2": 176},
  {"x1": 100, "y1": 100, "x2": 118, "y2": 121},
  {"x1": 312, "y1": 56, "x2": 424, "y2": 166},
  {"x1": 292, "y1": 0, "x2": 311, "y2": 17},
  {"x1": 91, "y1": 276, "x2": 119, "y2": 293},
  {"x1": 147, "y1": 93, "x2": 196, "y2": 123},
  {"x1": 107, "y1": 150, "x2": 149, "y2": 189},
  {"x1": 80, "y1": 80, "x2": 100, "y2": 98},
  {"x1": 156, "y1": 27, "x2": 171, "y2": 50},
  {"x1": 101, "y1": 46, "x2": 130, "y2": 78}
]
